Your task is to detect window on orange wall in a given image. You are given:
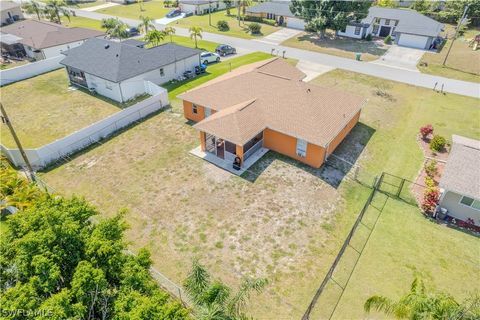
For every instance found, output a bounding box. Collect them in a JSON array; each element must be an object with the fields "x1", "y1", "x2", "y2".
[{"x1": 192, "y1": 104, "x2": 198, "y2": 114}]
